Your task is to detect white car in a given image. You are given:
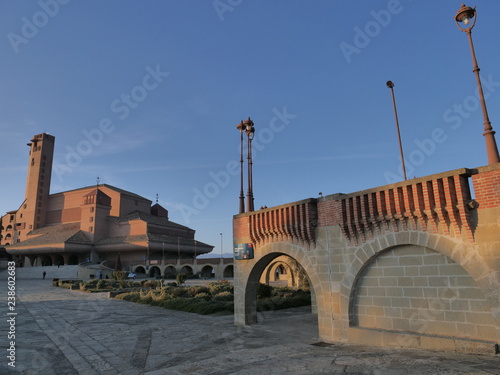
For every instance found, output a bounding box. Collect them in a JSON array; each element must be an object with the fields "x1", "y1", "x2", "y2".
[{"x1": 127, "y1": 272, "x2": 137, "y2": 279}]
